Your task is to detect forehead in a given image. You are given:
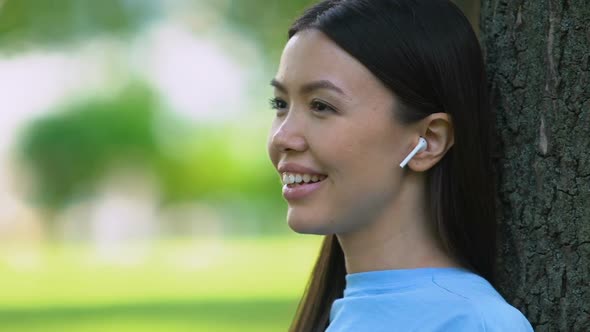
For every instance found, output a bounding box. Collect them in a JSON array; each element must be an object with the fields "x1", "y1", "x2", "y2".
[{"x1": 275, "y1": 29, "x2": 387, "y2": 98}]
